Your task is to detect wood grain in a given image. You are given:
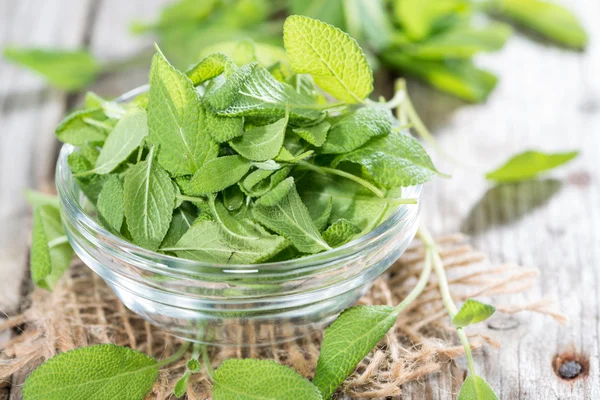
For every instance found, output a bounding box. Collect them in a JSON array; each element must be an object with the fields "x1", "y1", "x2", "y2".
[{"x1": 1, "y1": 0, "x2": 599, "y2": 399}]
